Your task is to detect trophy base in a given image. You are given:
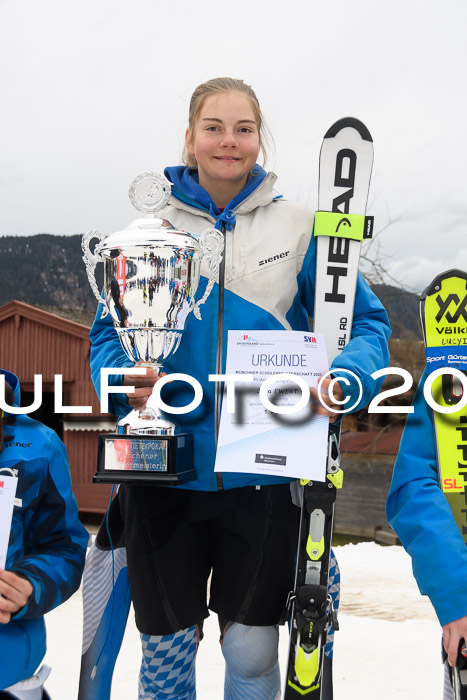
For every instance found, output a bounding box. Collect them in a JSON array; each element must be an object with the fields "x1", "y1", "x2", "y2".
[{"x1": 93, "y1": 433, "x2": 195, "y2": 484}]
